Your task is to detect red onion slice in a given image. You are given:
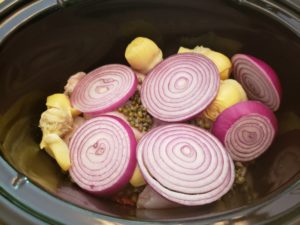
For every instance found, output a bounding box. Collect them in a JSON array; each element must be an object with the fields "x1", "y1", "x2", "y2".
[
  {"x1": 141, "y1": 53, "x2": 219, "y2": 122},
  {"x1": 137, "y1": 124, "x2": 234, "y2": 206},
  {"x1": 69, "y1": 115, "x2": 137, "y2": 195},
  {"x1": 71, "y1": 64, "x2": 137, "y2": 116},
  {"x1": 212, "y1": 101, "x2": 278, "y2": 161},
  {"x1": 232, "y1": 54, "x2": 282, "y2": 111}
]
